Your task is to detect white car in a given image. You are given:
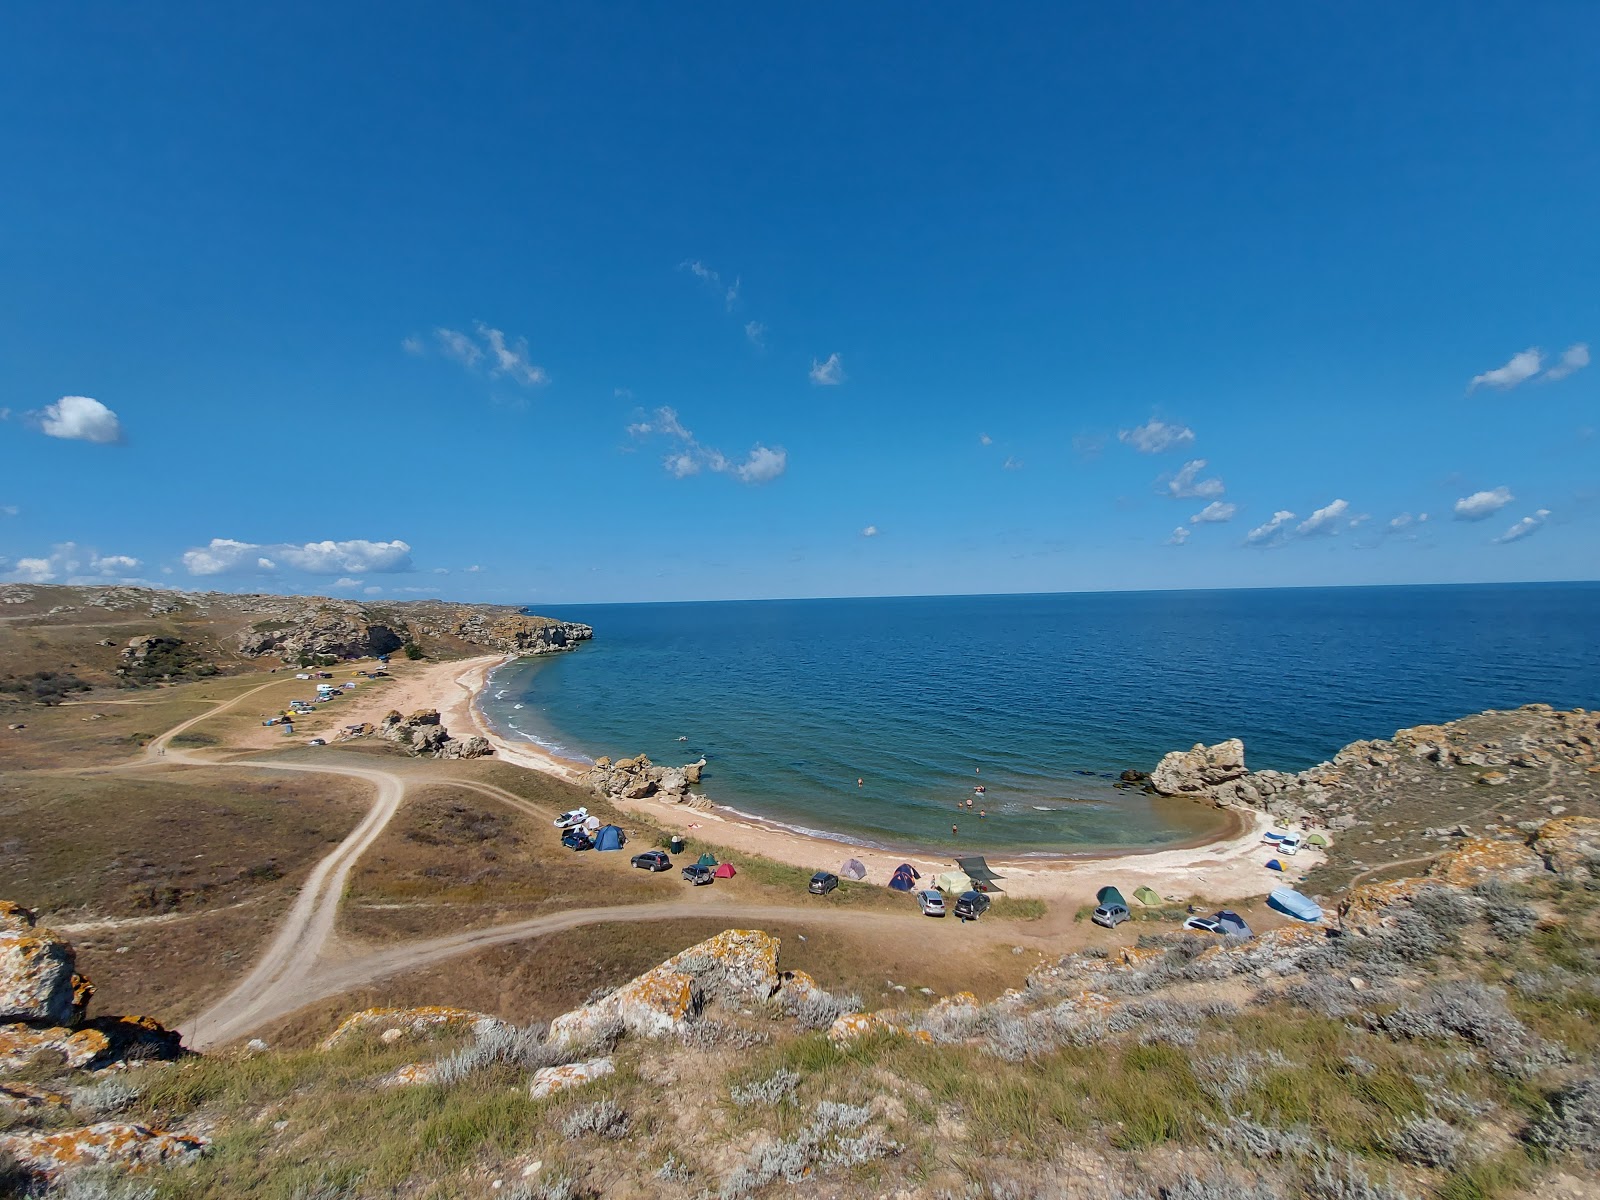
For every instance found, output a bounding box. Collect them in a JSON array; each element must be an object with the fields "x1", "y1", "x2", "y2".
[
  {"x1": 553, "y1": 807, "x2": 589, "y2": 830},
  {"x1": 1278, "y1": 833, "x2": 1303, "y2": 856}
]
